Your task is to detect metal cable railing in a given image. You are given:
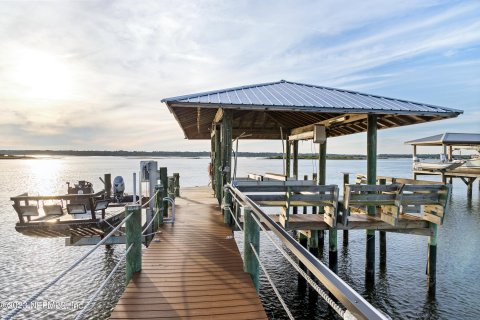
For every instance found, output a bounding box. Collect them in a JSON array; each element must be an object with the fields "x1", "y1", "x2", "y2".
[
  {"x1": 248, "y1": 242, "x2": 295, "y2": 320},
  {"x1": 225, "y1": 206, "x2": 294, "y2": 319},
  {"x1": 249, "y1": 212, "x2": 348, "y2": 319},
  {"x1": 4, "y1": 211, "x2": 134, "y2": 320},
  {"x1": 74, "y1": 243, "x2": 134, "y2": 320},
  {"x1": 226, "y1": 184, "x2": 388, "y2": 320}
]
